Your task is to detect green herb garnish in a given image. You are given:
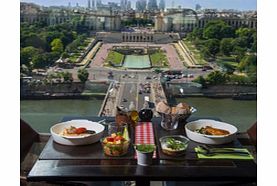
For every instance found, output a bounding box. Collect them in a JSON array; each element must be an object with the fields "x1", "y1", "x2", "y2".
[
  {"x1": 136, "y1": 144, "x2": 155, "y2": 153},
  {"x1": 116, "y1": 132, "x2": 123, "y2": 136},
  {"x1": 166, "y1": 138, "x2": 186, "y2": 150}
]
